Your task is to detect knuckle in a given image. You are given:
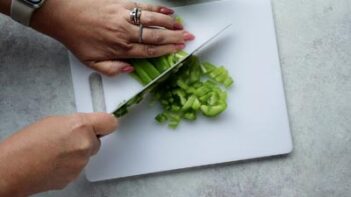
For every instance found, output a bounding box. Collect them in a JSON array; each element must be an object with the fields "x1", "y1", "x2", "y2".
[
  {"x1": 70, "y1": 113, "x2": 89, "y2": 132},
  {"x1": 106, "y1": 5, "x2": 120, "y2": 15},
  {"x1": 77, "y1": 136, "x2": 94, "y2": 153},
  {"x1": 176, "y1": 32, "x2": 185, "y2": 42},
  {"x1": 151, "y1": 32, "x2": 164, "y2": 43},
  {"x1": 144, "y1": 45, "x2": 157, "y2": 57},
  {"x1": 120, "y1": 41, "x2": 133, "y2": 50},
  {"x1": 107, "y1": 21, "x2": 122, "y2": 33},
  {"x1": 166, "y1": 16, "x2": 175, "y2": 26},
  {"x1": 173, "y1": 45, "x2": 180, "y2": 53},
  {"x1": 104, "y1": 64, "x2": 119, "y2": 77},
  {"x1": 144, "y1": 15, "x2": 155, "y2": 24}
]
